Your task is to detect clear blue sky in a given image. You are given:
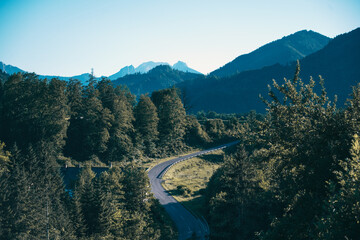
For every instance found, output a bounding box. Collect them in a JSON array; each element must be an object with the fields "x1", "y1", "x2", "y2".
[{"x1": 0, "y1": 0, "x2": 359, "y2": 76}]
